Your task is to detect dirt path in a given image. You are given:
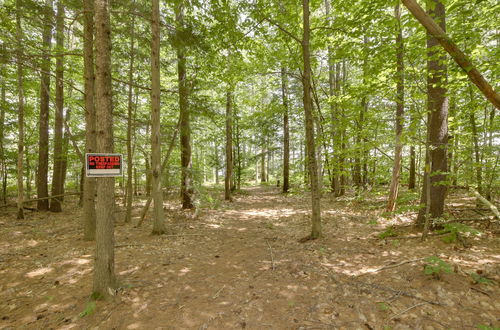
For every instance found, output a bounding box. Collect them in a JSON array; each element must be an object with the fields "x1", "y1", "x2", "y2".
[{"x1": 0, "y1": 186, "x2": 499, "y2": 329}]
